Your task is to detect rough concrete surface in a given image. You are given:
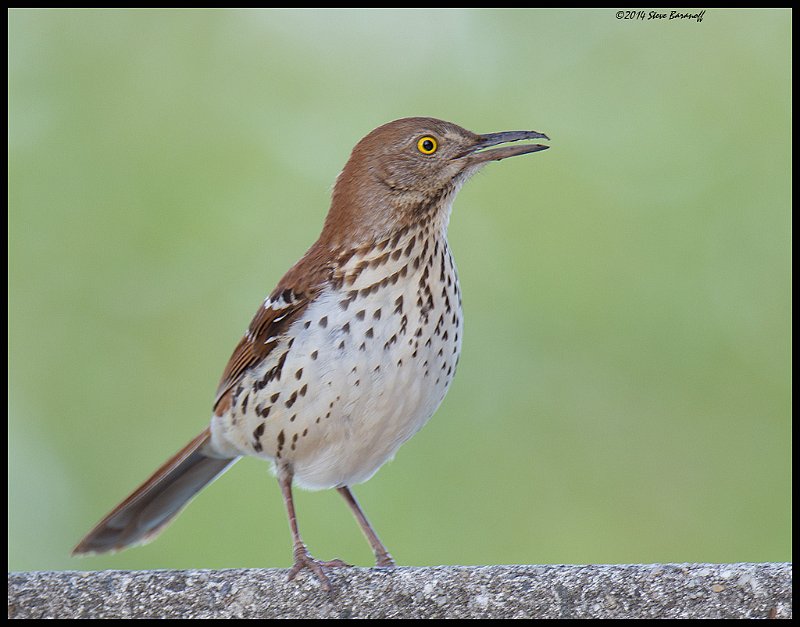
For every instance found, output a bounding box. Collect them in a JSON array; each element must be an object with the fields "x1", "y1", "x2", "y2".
[{"x1": 7, "y1": 563, "x2": 792, "y2": 619}]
